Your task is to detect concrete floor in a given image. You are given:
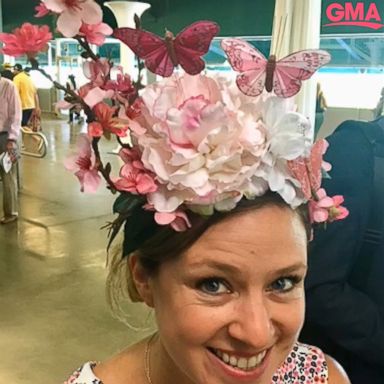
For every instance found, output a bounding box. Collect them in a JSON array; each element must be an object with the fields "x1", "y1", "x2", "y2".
[{"x1": 0, "y1": 117, "x2": 152, "y2": 383}]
